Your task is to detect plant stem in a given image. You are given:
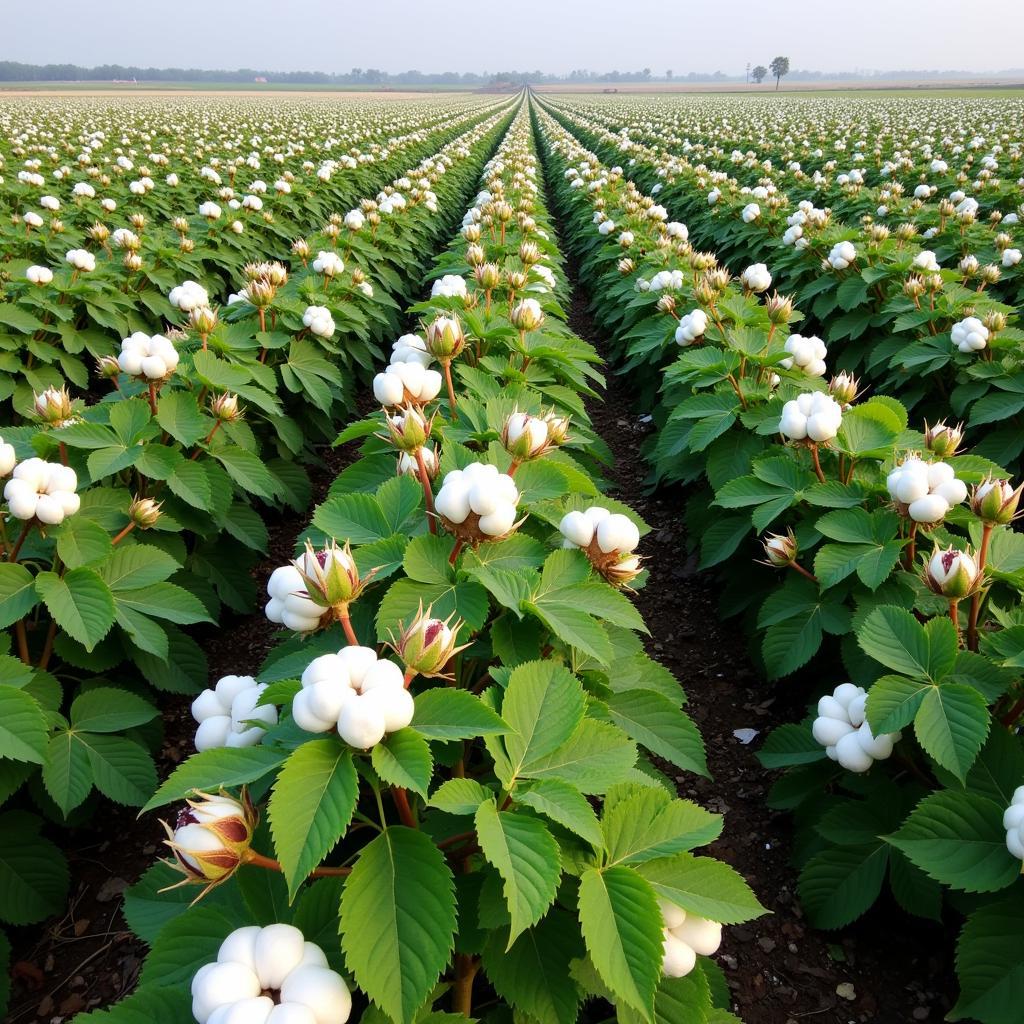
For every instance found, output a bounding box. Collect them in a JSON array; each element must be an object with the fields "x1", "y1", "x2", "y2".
[
  {"x1": 442, "y1": 361, "x2": 458, "y2": 421},
  {"x1": 452, "y1": 955, "x2": 479, "y2": 1017},
  {"x1": 788, "y1": 562, "x2": 819, "y2": 584},
  {"x1": 111, "y1": 522, "x2": 136, "y2": 546},
  {"x1": 339, "y1": 608, "x2": 359, "y2": 647},
  {"x1": 448, "y1": 538, "x2": 464, "y2": 565},
  {"x1": 245, "y1": 850, "x2": 350, "y2": 877},
  {"x1": 7, "y1": 521, "x2": 32, "y2": 563},
  {"x1": 147, "y1": 382, "x2": 159, "y2": 416},
  {"x1": 967, "y1": 524, "x2": 993, "y2": 652},
  {"x1": 809, "y1": 443, "x2": 826, "y2": 484},
  {"x1": 392, "y1": 788, "x2": 417, "y2": 829},
  {"x1": 415, "y1": 448, "x2": 437, "y2": 535},
  {"x1": 903, "y1": 521, "x2": 918, "y2": 571},
  {"x1": 437, "y1": 830, "x2": 476, "y2": 850},
  {"x1": 14, "y1": 621, "x2": 30, "y2": 664},
  {"x1": 38, "y1": 620, "x2": 57, "y2": 671},
  {"x1": 949, "y1": 599, "x2": 960, "y2": 645},
  {"x1": 403, "y1": 667, "x2": 417, "y2": 689}
]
